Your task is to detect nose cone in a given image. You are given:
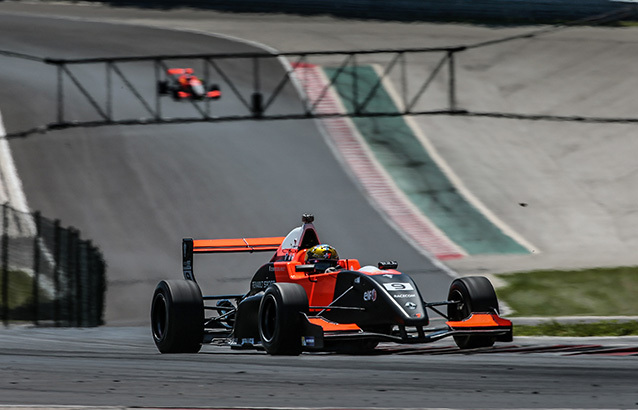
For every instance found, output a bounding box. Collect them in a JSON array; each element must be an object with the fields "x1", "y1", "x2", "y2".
[{"x1": 190, "y1": 82, "x2": 205, "y2": 98}]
